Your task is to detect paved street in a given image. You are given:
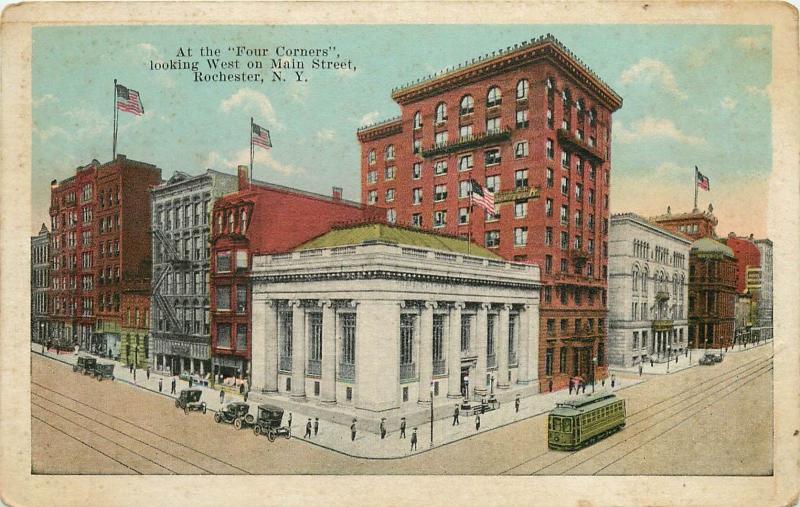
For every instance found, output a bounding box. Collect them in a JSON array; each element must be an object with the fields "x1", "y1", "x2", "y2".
[{"x1": 31, "y1": 341, "x2": 772, "y2": 475}]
